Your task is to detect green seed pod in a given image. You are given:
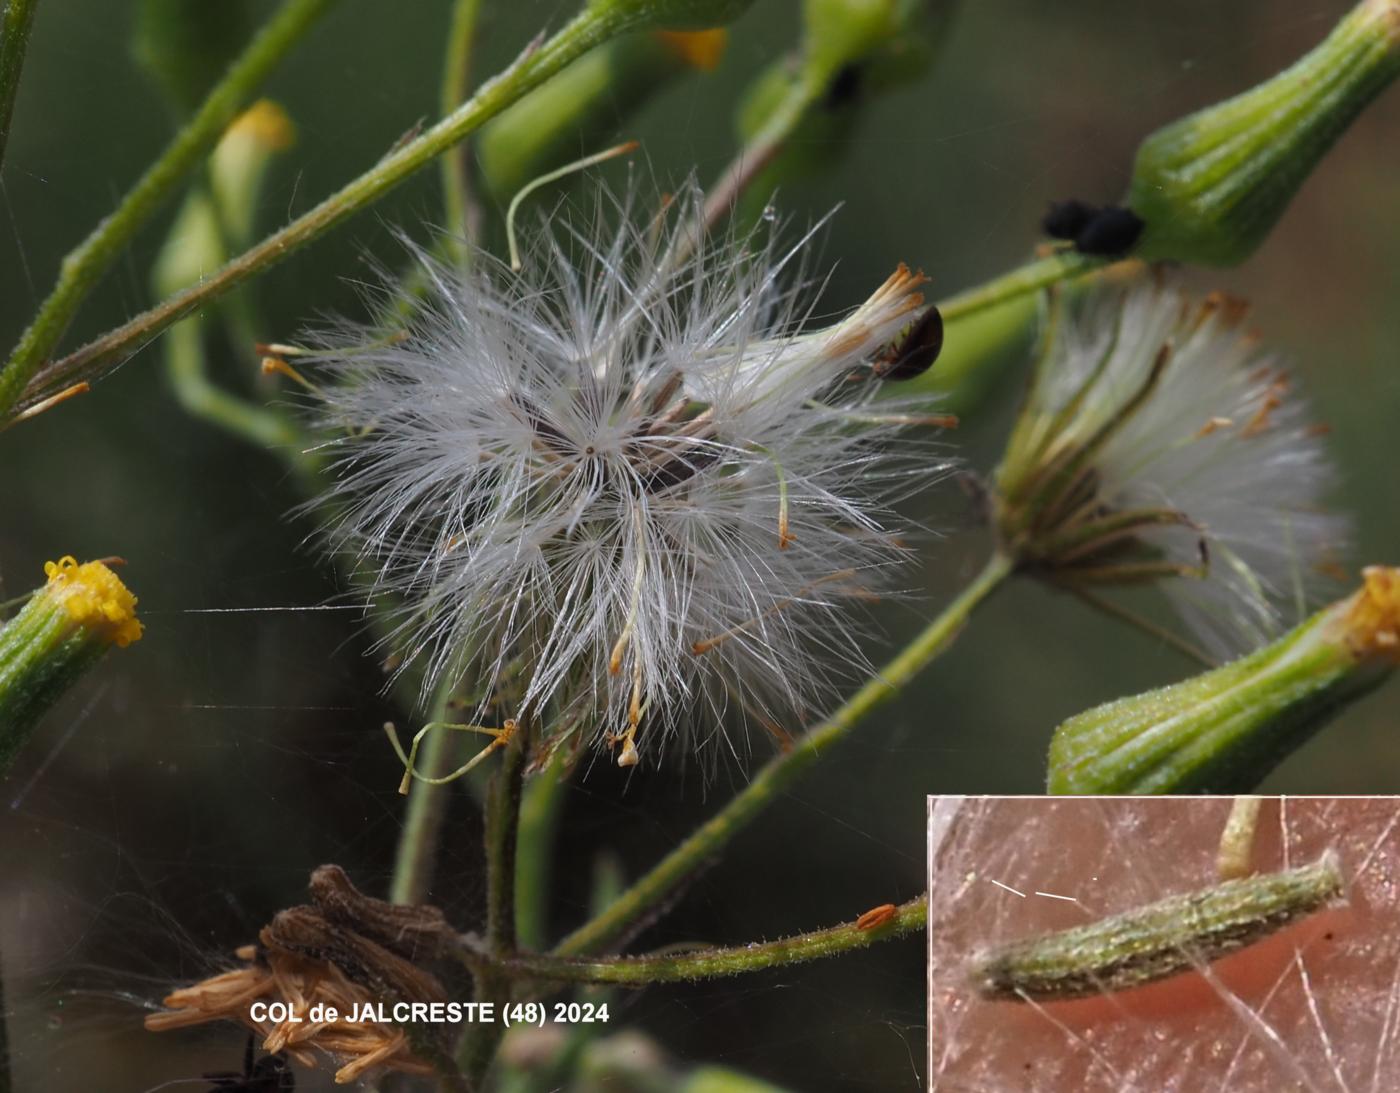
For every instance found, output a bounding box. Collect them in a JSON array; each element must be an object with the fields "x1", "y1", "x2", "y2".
[
  {"x1": 0, "y1": 557, "x2": 143, "y2": 776},
  {"x1": 1129, "y1": 0, "x2": 1400, "y2": 267},
  {"x1": 1048, "y1": 567, "x2": 1400, "y2": 794}
]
